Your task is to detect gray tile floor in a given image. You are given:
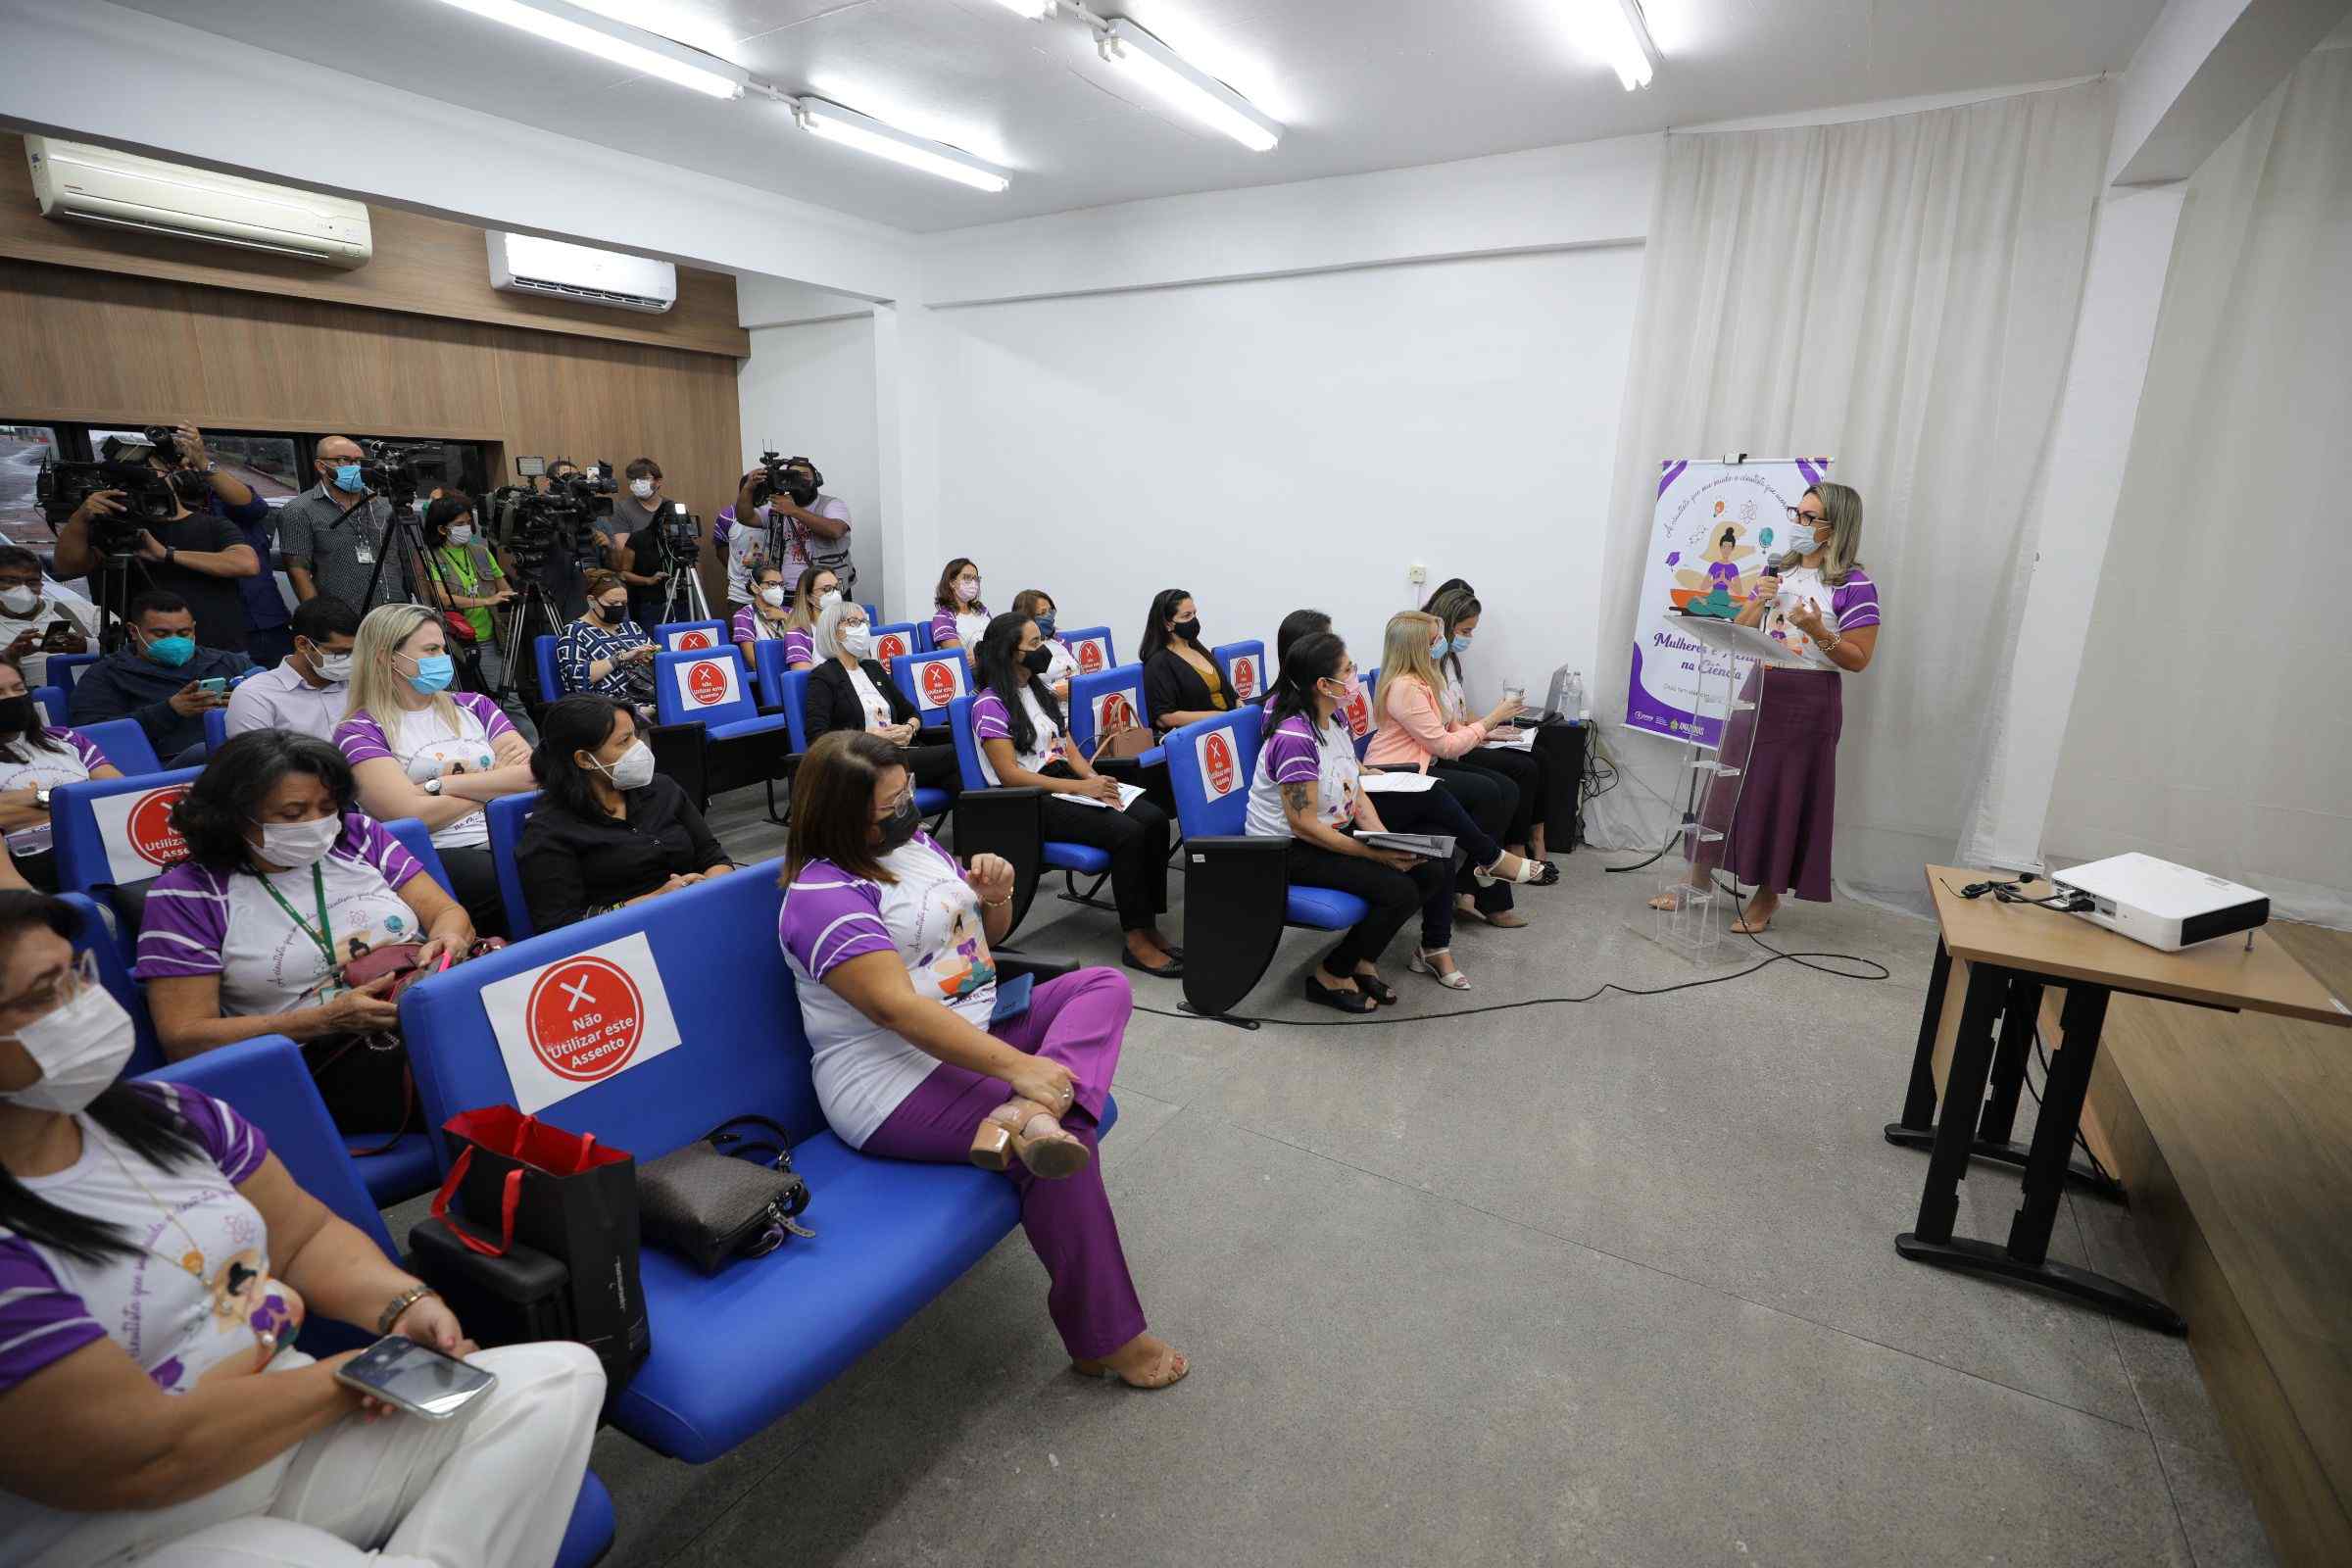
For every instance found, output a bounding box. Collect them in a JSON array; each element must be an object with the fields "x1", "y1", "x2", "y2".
[{"x1": 527, "y1": 796, "x2": 2281, "y2": 1565}]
